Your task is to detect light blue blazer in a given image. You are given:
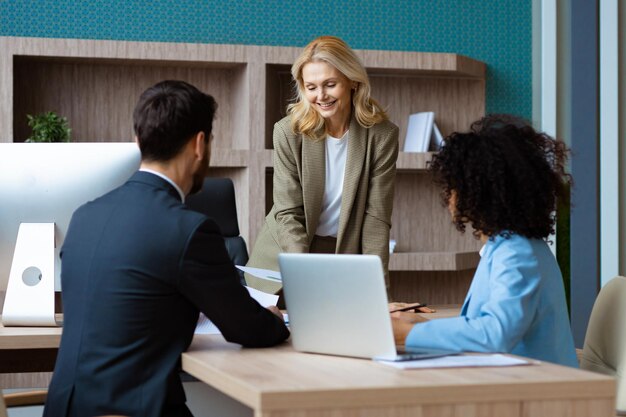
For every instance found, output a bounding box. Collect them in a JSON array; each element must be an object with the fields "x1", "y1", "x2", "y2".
[{"x1": 406, "y1": 233, "x2": 578, "y2": 367}]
